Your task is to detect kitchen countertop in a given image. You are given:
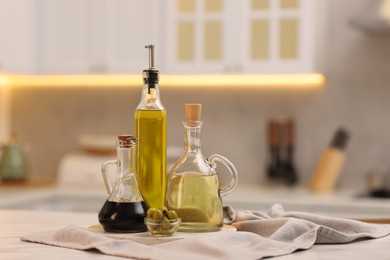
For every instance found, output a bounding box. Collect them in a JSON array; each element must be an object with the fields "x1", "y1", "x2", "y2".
[
  {"x1": 2, "y1": 181, "x2": 390, "y2": 260},
  {"x1": 1, "y1": 182, "x2": 390, "y2": 219},
  {"x1": 2, "y1": 209, "x2": 390, "y2": 259}
]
